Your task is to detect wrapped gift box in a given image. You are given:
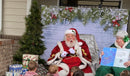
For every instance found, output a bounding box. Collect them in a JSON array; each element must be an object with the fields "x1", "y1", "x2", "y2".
[
  {"x1": 21, "y1": 68, "x2": 28, "y2": 76},
  {"x1": 7, "y1": 64, "x2": 28, "y2": 76},
  {"x1": 6, "y1": 69, "x2": 28, "y2": 76},
  {"x1": 22, "y1": 54, "x2": 38, "y2": 68},
  {"x1": 6, "y1": 72, "x2": 13, "y2": 76},
  {"x1": 6, "y1": 72, "x2": 21, "y2": 76},
  {"x1": 9, "y1": 64, "x2": 22, "y2": 72}
]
